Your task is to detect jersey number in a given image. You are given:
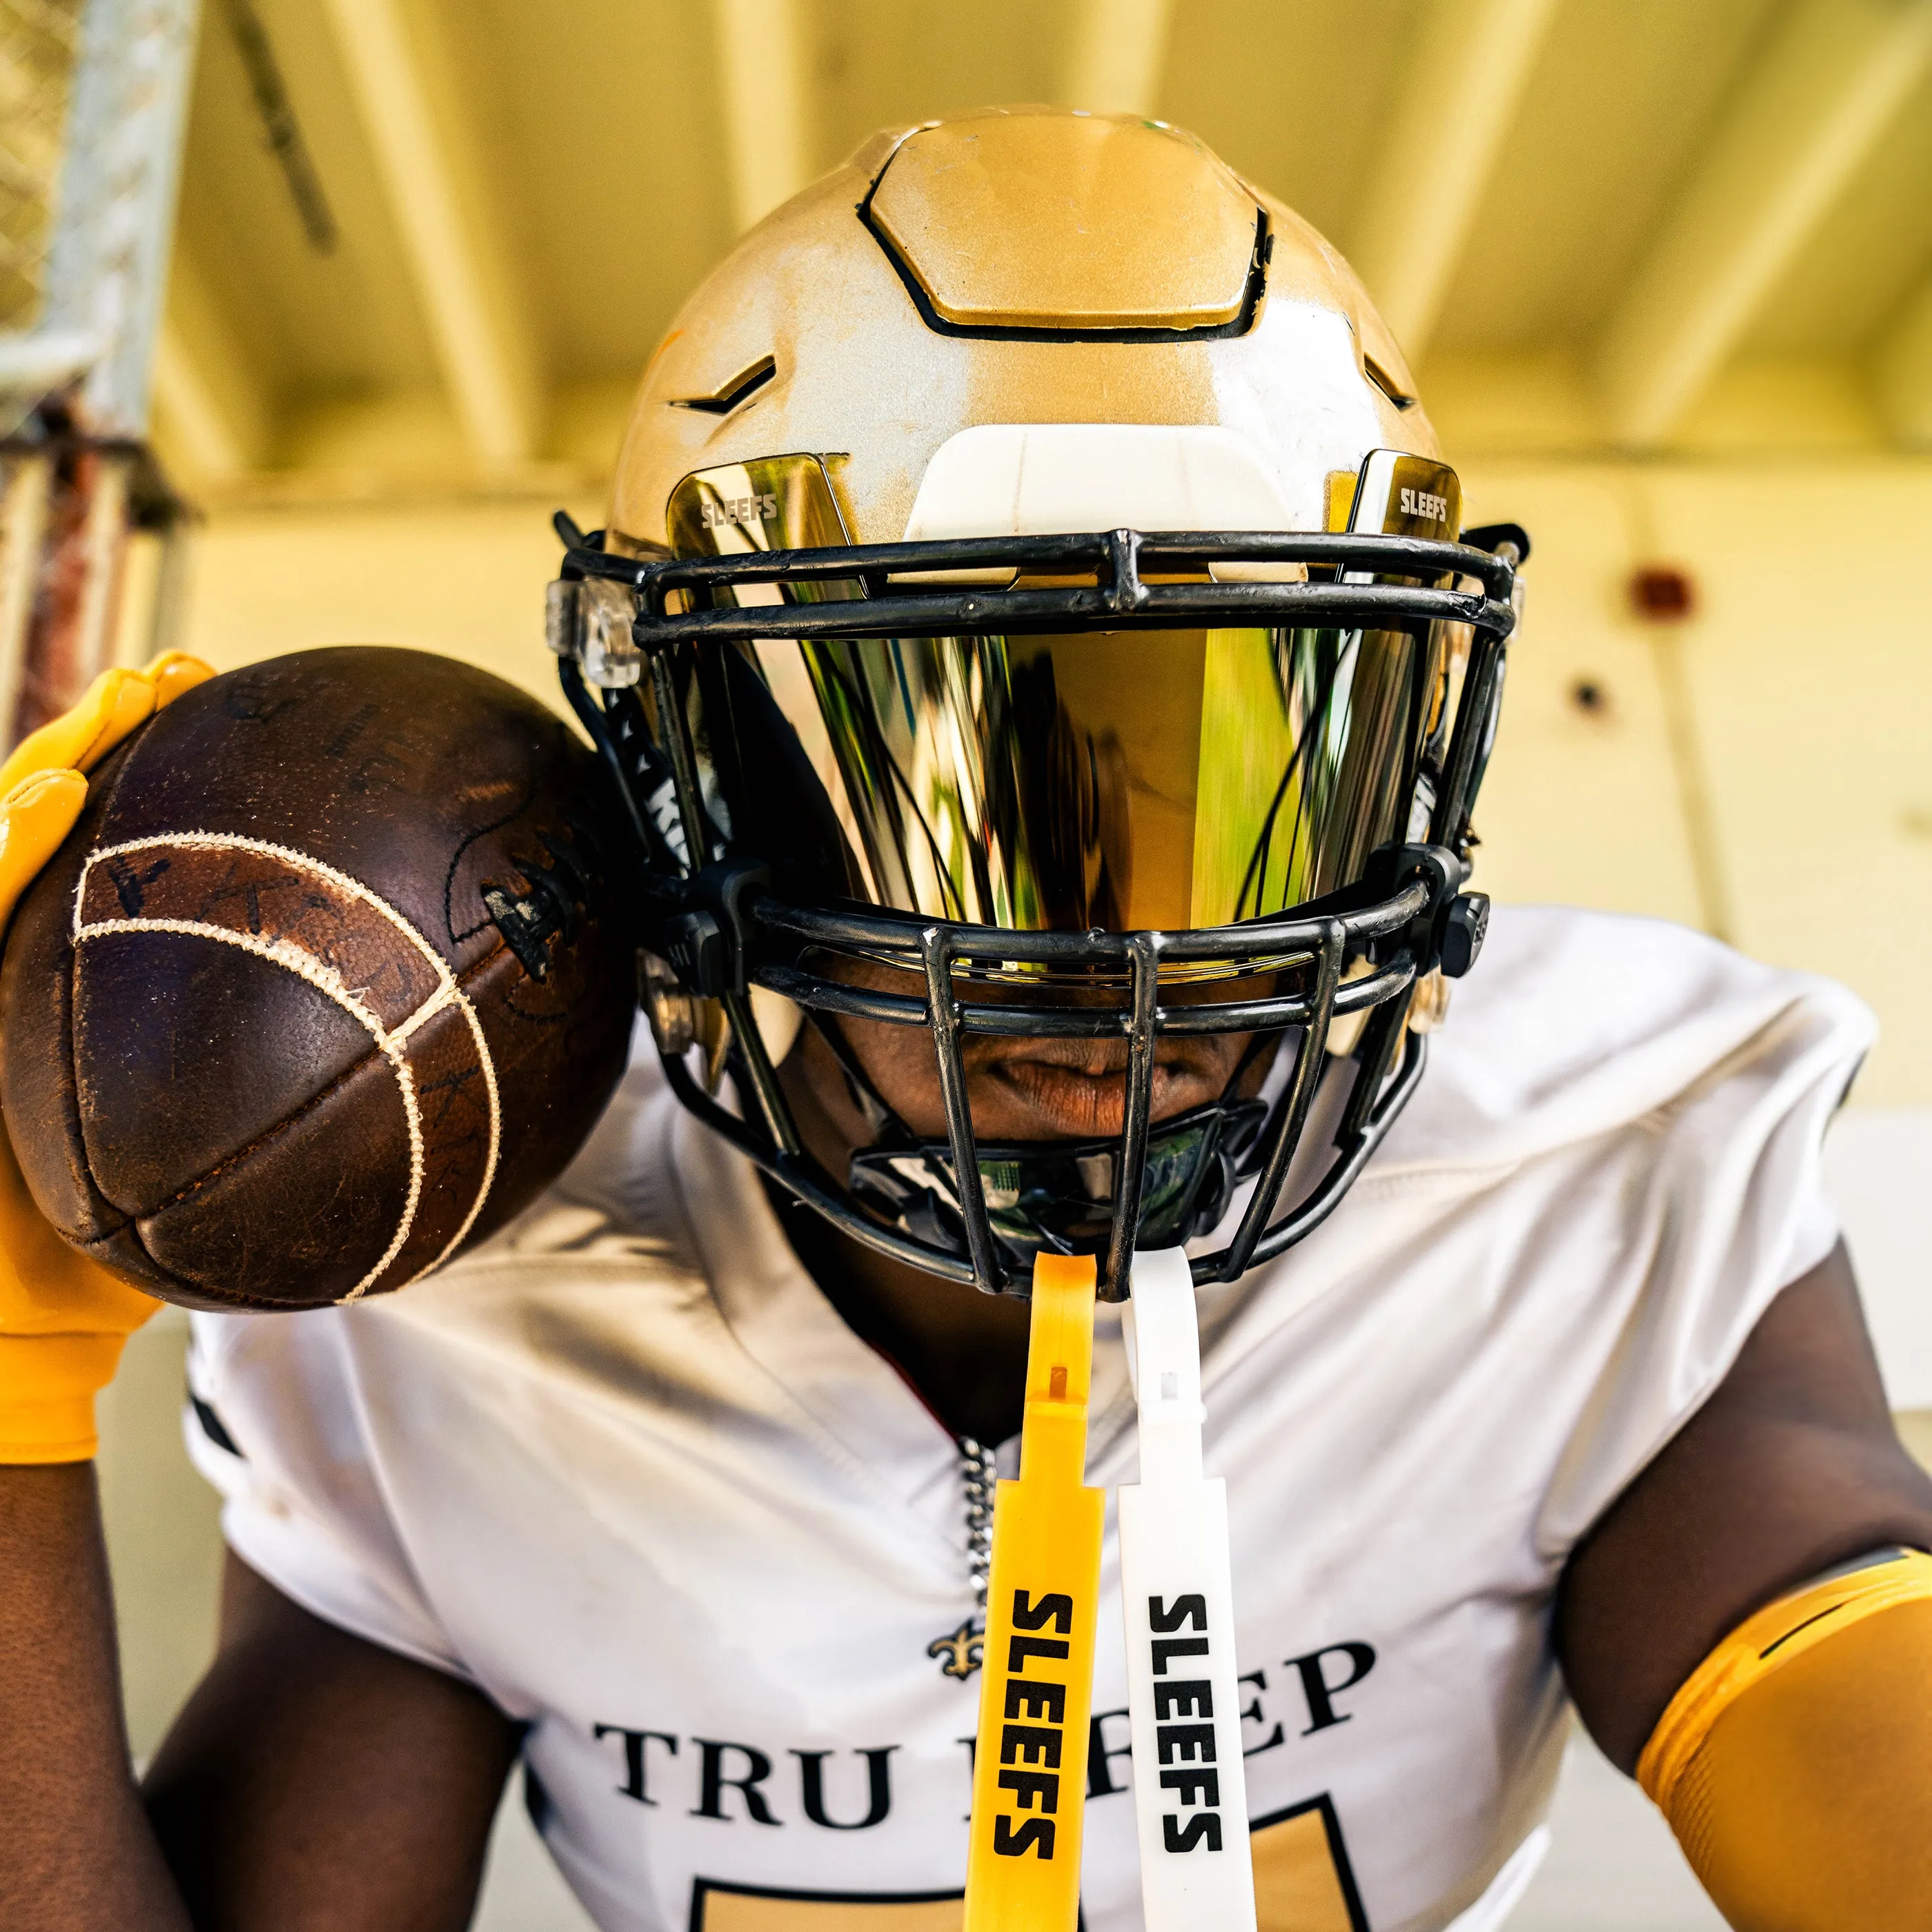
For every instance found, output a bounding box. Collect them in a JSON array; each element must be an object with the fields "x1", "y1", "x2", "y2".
[{"x1": 1250, "y1": 1793, "x2": 1370, "y2": 1932}]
